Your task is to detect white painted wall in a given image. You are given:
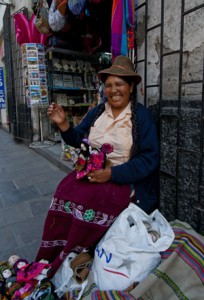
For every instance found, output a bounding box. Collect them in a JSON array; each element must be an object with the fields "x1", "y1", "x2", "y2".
[{"x1": 136, "y1": 0, "x2": 204, "y2": 104}]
